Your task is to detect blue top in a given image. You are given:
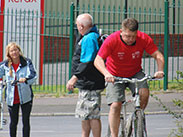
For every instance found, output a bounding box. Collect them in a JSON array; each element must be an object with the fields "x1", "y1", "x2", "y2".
[
  {"x1": 71, "y1": 25, "x2": 105, "y2": 90},
  {"x1": 80, "y1": 26, "x2": 99, "y2": 63},
  {"x1": 0, "y1": 56, "x2": 37, "y2": 106}
]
